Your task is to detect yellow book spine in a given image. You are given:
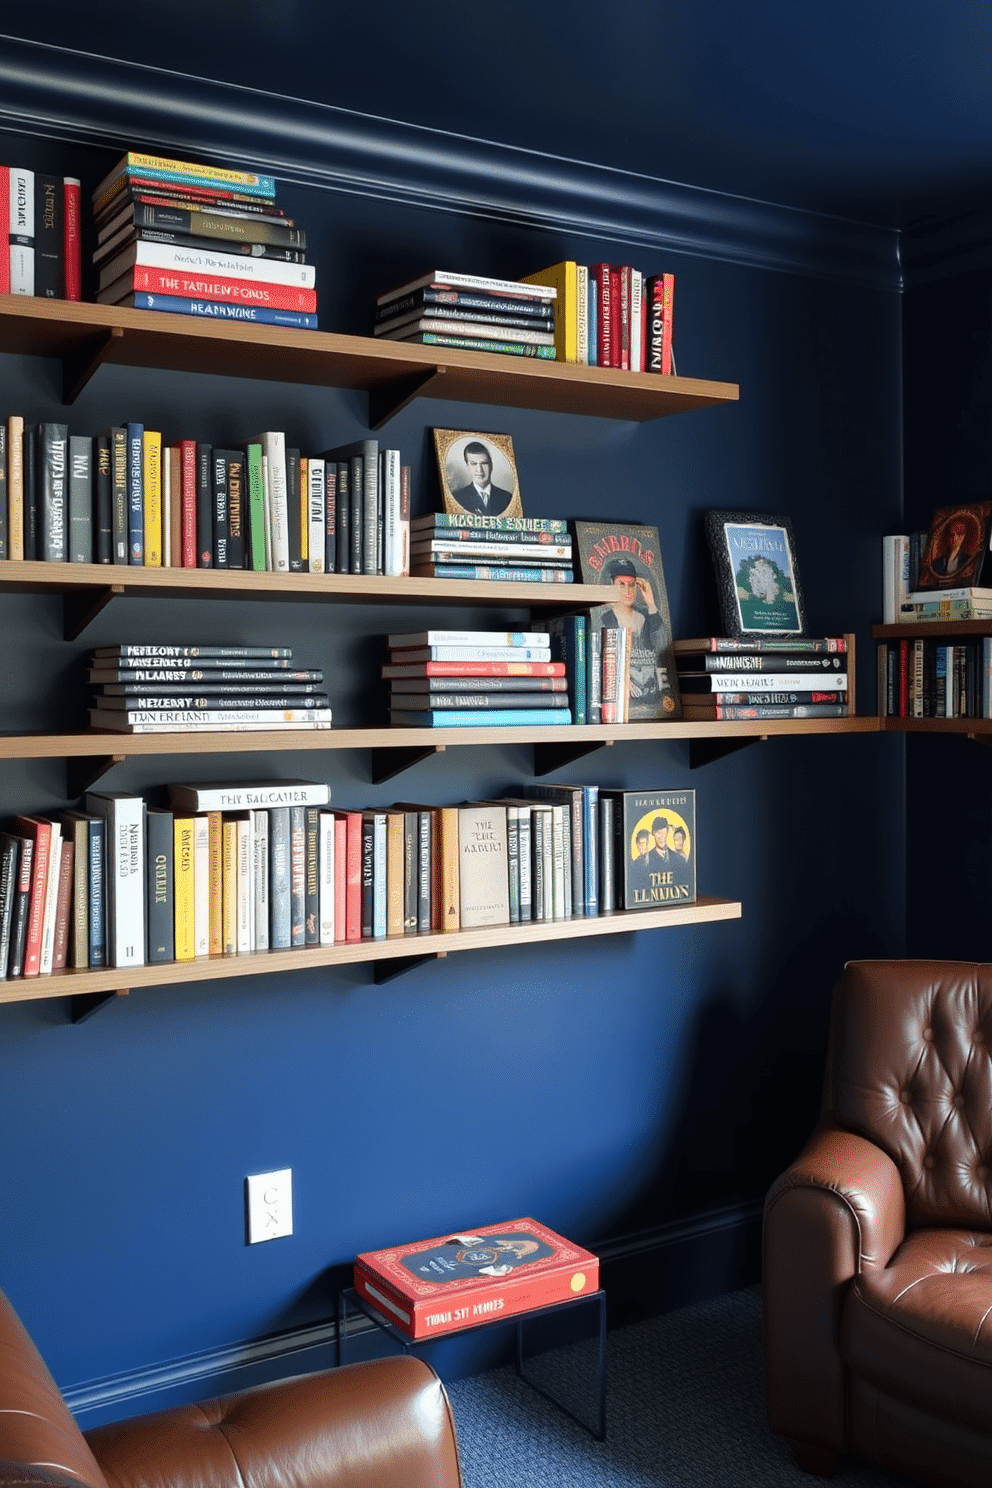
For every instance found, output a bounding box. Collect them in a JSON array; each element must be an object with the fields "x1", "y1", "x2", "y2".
[
  {"x1": 7, "y1": 416, "x2": 24, "y2": 560},
  {"x1": 123, "y1": 152, "x2": 272, "y2": 190},
  {"x1": 206, "y1": 811, "x2": 223, "y2": 954},
  {"x1": 440, "y1": 806, "x2": 461, "y2": 932},
  {"x1": 386, "y1": 812, "x2": 405, "y2": 937},
  {"x1": 174, "y1": 817, "x2": 196, "y2": 961},
  {"x1": 143, "y1": 430, "x2": 162, "y2": 567},
  {"x1": 520, "y1": 261, "x2": 577, "y2": 363},
  {"x1": 223, "y1": 819, "x2": 238, "y2": 955}
]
